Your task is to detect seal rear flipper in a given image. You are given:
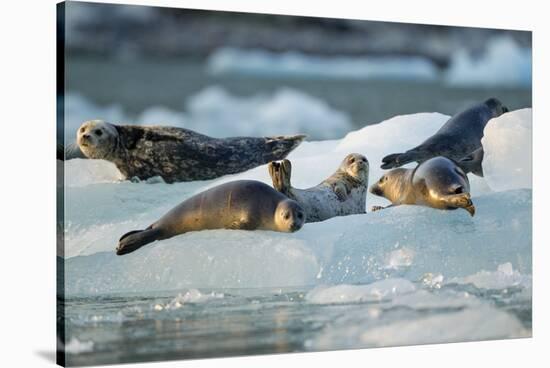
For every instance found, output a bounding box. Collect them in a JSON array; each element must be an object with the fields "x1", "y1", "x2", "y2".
[
  {"x1": 117, "y1": 227, "x2": 163, "y2": 255},
  {"x1": 265, "y1": 134, "x2": 306, "y2": 161},
  {"x1": 268, "y1": 159, "x2": 292, "y2": 194},
  {"x1": 381, "y1": 152, "x2": 416, "y2": 169}
]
